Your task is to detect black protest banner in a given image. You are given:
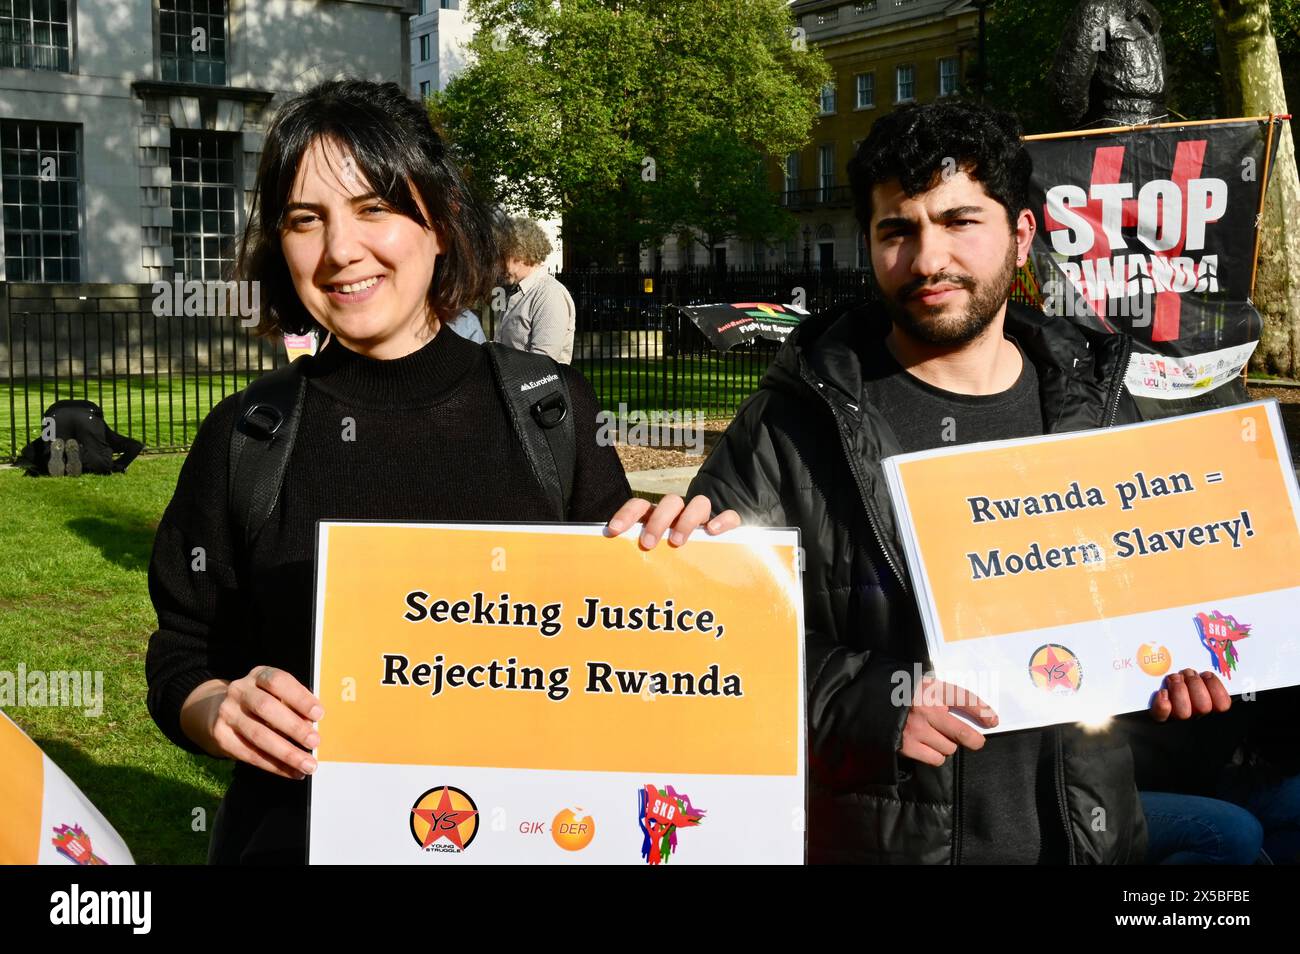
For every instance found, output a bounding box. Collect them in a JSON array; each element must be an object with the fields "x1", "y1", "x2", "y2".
[
  {"x1": 1023, "y1": 118, "x2": 1283, "y2": 400},
  {"x1": 678, "y1": 302, "x2": 807, "y2": 353}
]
